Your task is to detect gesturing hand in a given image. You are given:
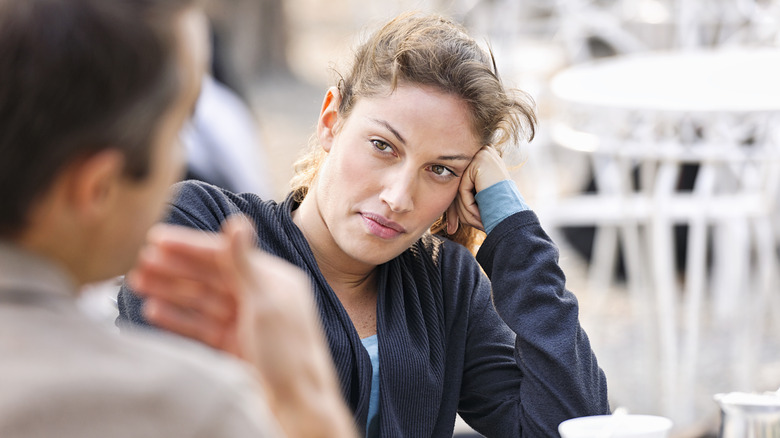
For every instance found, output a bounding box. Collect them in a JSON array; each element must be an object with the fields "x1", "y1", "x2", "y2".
[
  {"x1": 446, "y1": 145, "x2": 512, "y2": 234},
  {"x1": 127, "y1": 217, "x2": 248, "y2": 357},
  {"x1": 128, "y1": 216, "x2": 356, "y2": 437}
]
